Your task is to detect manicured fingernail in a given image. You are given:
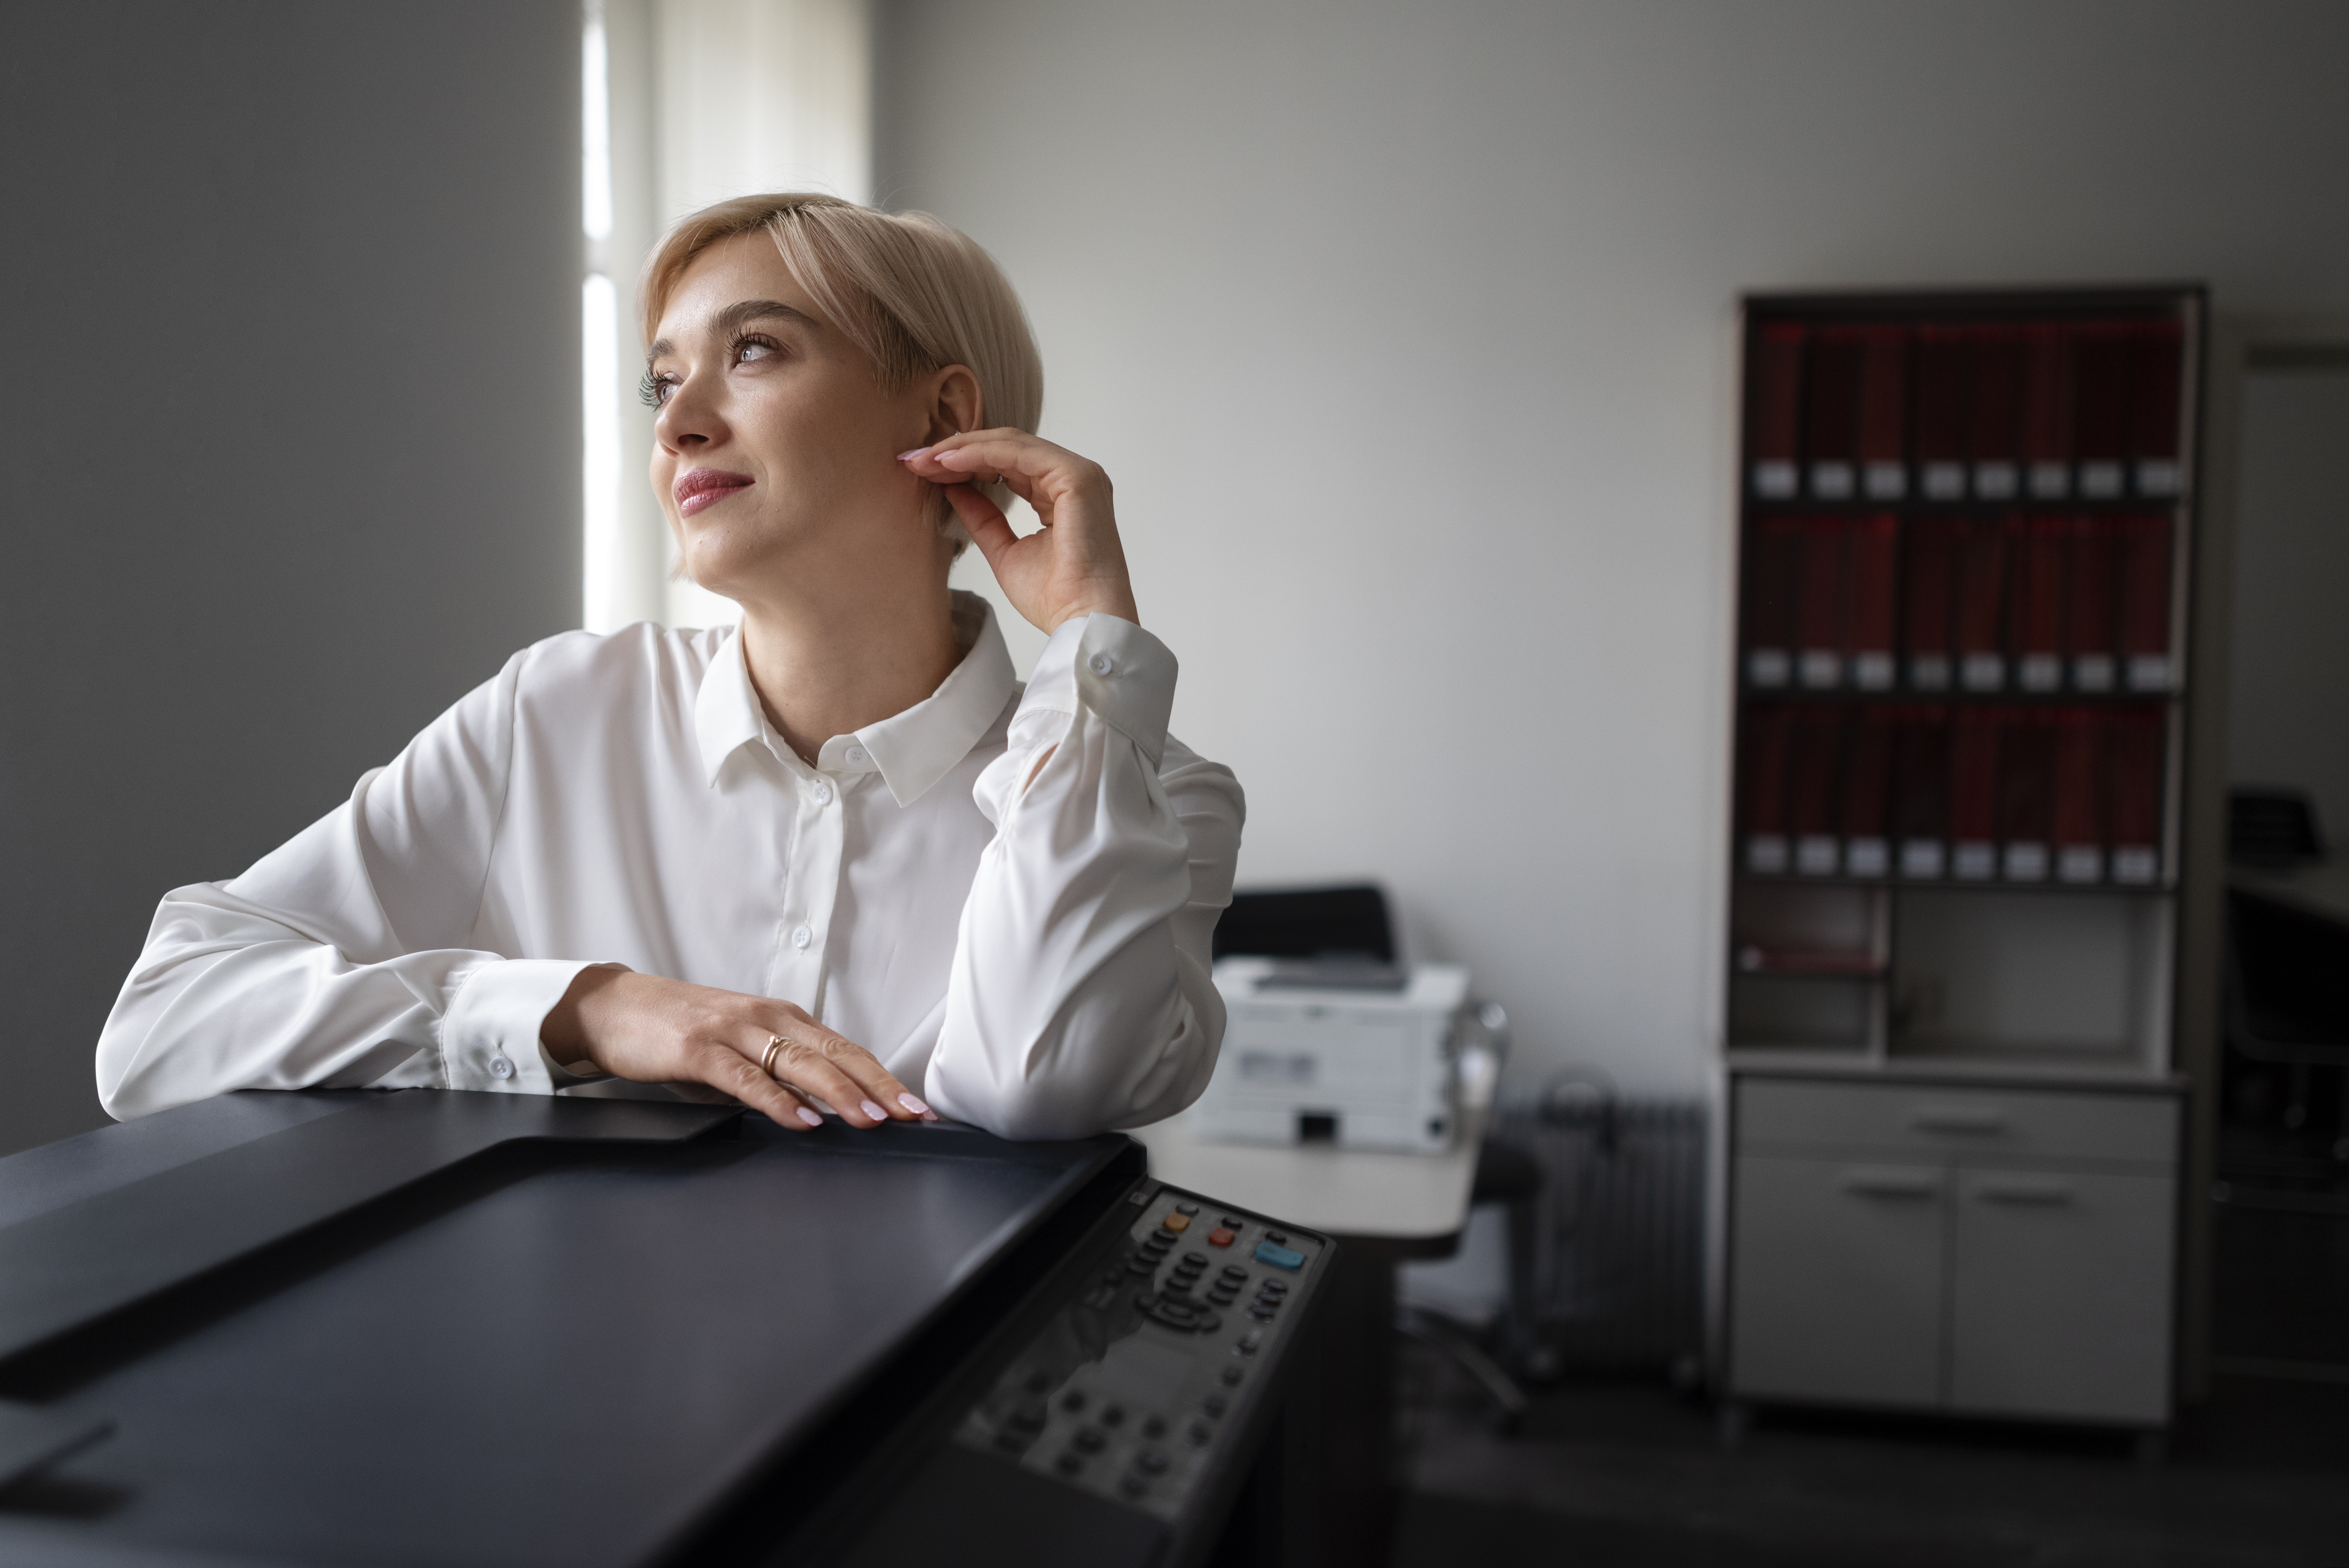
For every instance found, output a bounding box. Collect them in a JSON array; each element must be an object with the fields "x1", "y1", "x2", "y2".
[
  {"x1": 797, "y1": 1107, "x2": 823, "y2": 1127},
  {"x1": 861, "y1": 1099, "x2": 889, "y2": 1123},
  {"x1": 897, "y1": 447, "x2": 928, "y2": 461},
  {"x1": 899, "y1": 1092, "x2": 931, "y2": 1116},
  {"x1": 922, "y1": 1111, "x2": 940, "y2": 1122}
]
